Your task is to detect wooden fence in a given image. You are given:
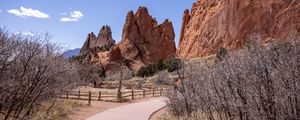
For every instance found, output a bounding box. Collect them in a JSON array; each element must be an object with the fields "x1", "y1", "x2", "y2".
[{"x1": 59, "y1": 88, "x2": 171, "y2": 106}]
